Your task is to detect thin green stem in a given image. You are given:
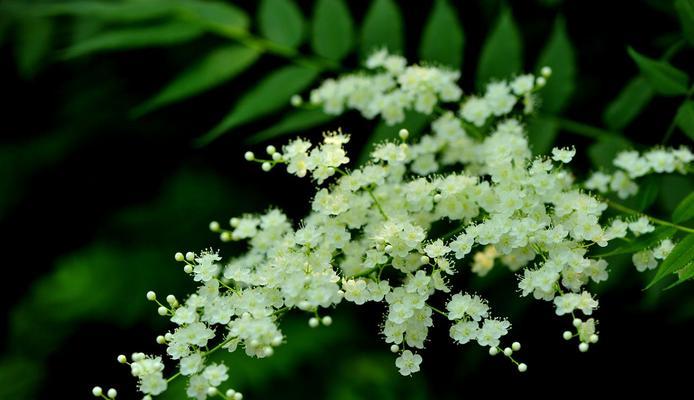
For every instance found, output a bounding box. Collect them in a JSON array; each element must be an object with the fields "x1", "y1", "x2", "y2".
[
  {"x1": 427, "y1": 304, "x2": 449, "y2": 318},
  {"x1": 551, "y1": 116, "x2": 621, "y2": 140},
  {"x1": 220, "y1": 29, "x2": 340, "y2": 72},
  {"x1": 605, "y1": 198, "x2": 694, "y2": 233},
  {"x1": 366, "y1": 187, "x2": 389, "y2": 220},
  {"x1": 349, "y1": 265, "x2": 380, "y2": 279}
]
